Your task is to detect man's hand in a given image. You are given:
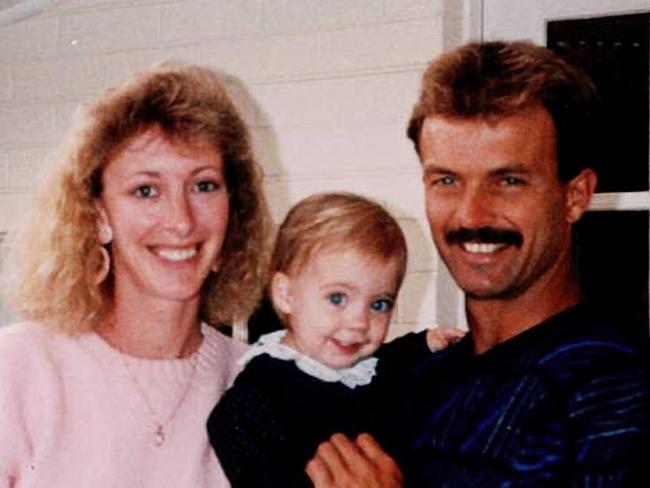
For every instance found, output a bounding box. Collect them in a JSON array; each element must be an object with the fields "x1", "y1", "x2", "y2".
[
  {"x1": 426, "y1": 325, "x2": 466, "y2": 351},
  {"x1": 306, "y1": 433, "x2": 403, "y2": 488}
]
